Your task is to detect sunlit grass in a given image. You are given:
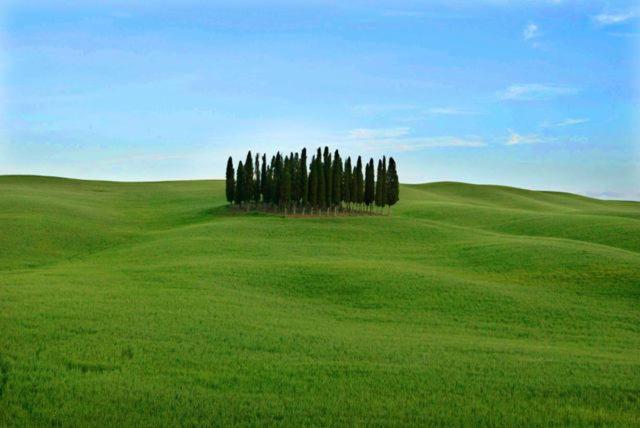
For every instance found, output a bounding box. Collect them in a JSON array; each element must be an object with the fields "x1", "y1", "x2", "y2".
[{"x1": 1, "y1": 175, "x2": 639, "y2": 425}]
